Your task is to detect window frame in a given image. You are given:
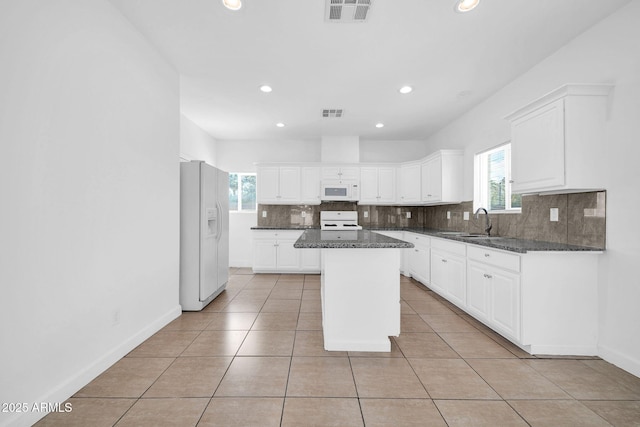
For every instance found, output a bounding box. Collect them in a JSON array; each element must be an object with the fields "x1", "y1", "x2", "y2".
[
  {"x1": 229, "y1": 172, "x2": 257, "y2": 212},
  {"x1": 473, "y1": 142, "x2": 521, "y2": 214}
]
